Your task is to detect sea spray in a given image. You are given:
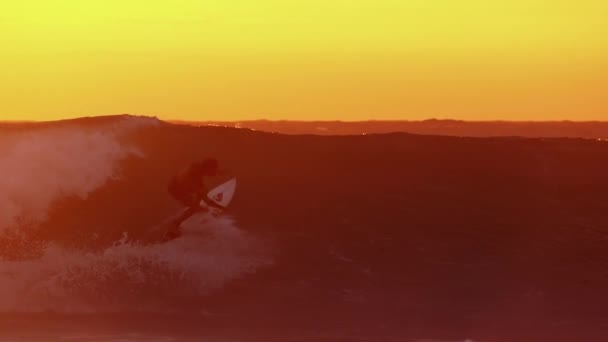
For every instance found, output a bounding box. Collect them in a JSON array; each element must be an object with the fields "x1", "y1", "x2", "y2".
[
  {"x1": 0, "y1": 214, "x2": 270, "y2": 313},
  {"x1": 0, "y1": 116, "x2": 155, "y2": 232}
]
